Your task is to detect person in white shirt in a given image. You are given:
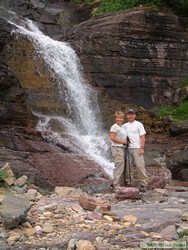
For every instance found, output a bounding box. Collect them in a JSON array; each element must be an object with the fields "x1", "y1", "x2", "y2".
[
  {"x1": 110, "y1": 111, "x2": 128, "y2": 189},
  {"x1": 123, "y1": 109, "x2": 148, "y2": 192}
]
